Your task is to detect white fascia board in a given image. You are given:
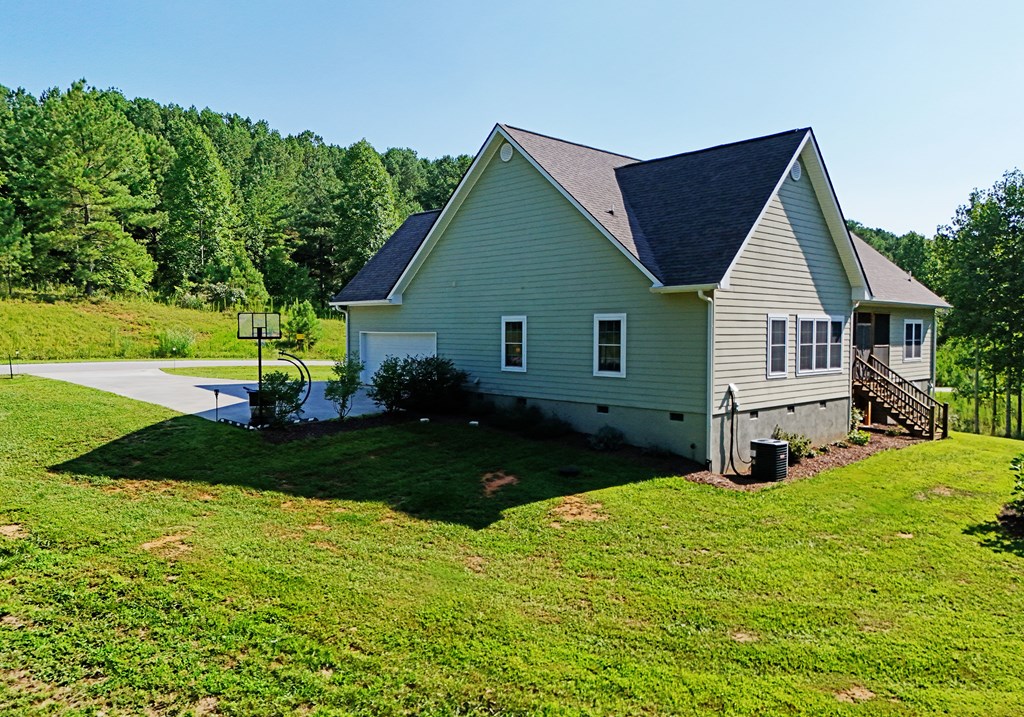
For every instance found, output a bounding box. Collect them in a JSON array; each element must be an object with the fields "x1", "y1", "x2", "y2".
[
  {"x1": 387, "y1": 126, "x2": 505, "y2": 300},
  {"x1": 328, "y1": 297, "x2": 402, "y2": 307},
  {"x1": 857, "y1": 298, "x2": 949, "y2": 310},
  {"x1": 650, "y1": 283, "x2": 719, "y2": 294},
  {"x1": 719, "y1": 132, "x2": 812, "y2": 289},
  {"x1": 719, "y1": 131, "x2": 870, "y2": 297},
  {"x1": 497, "y1": 127, "x2": 663, "y2": 288},
  {"x1": 801, "y1": 134, "x2": 870, "y2": 294}
]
